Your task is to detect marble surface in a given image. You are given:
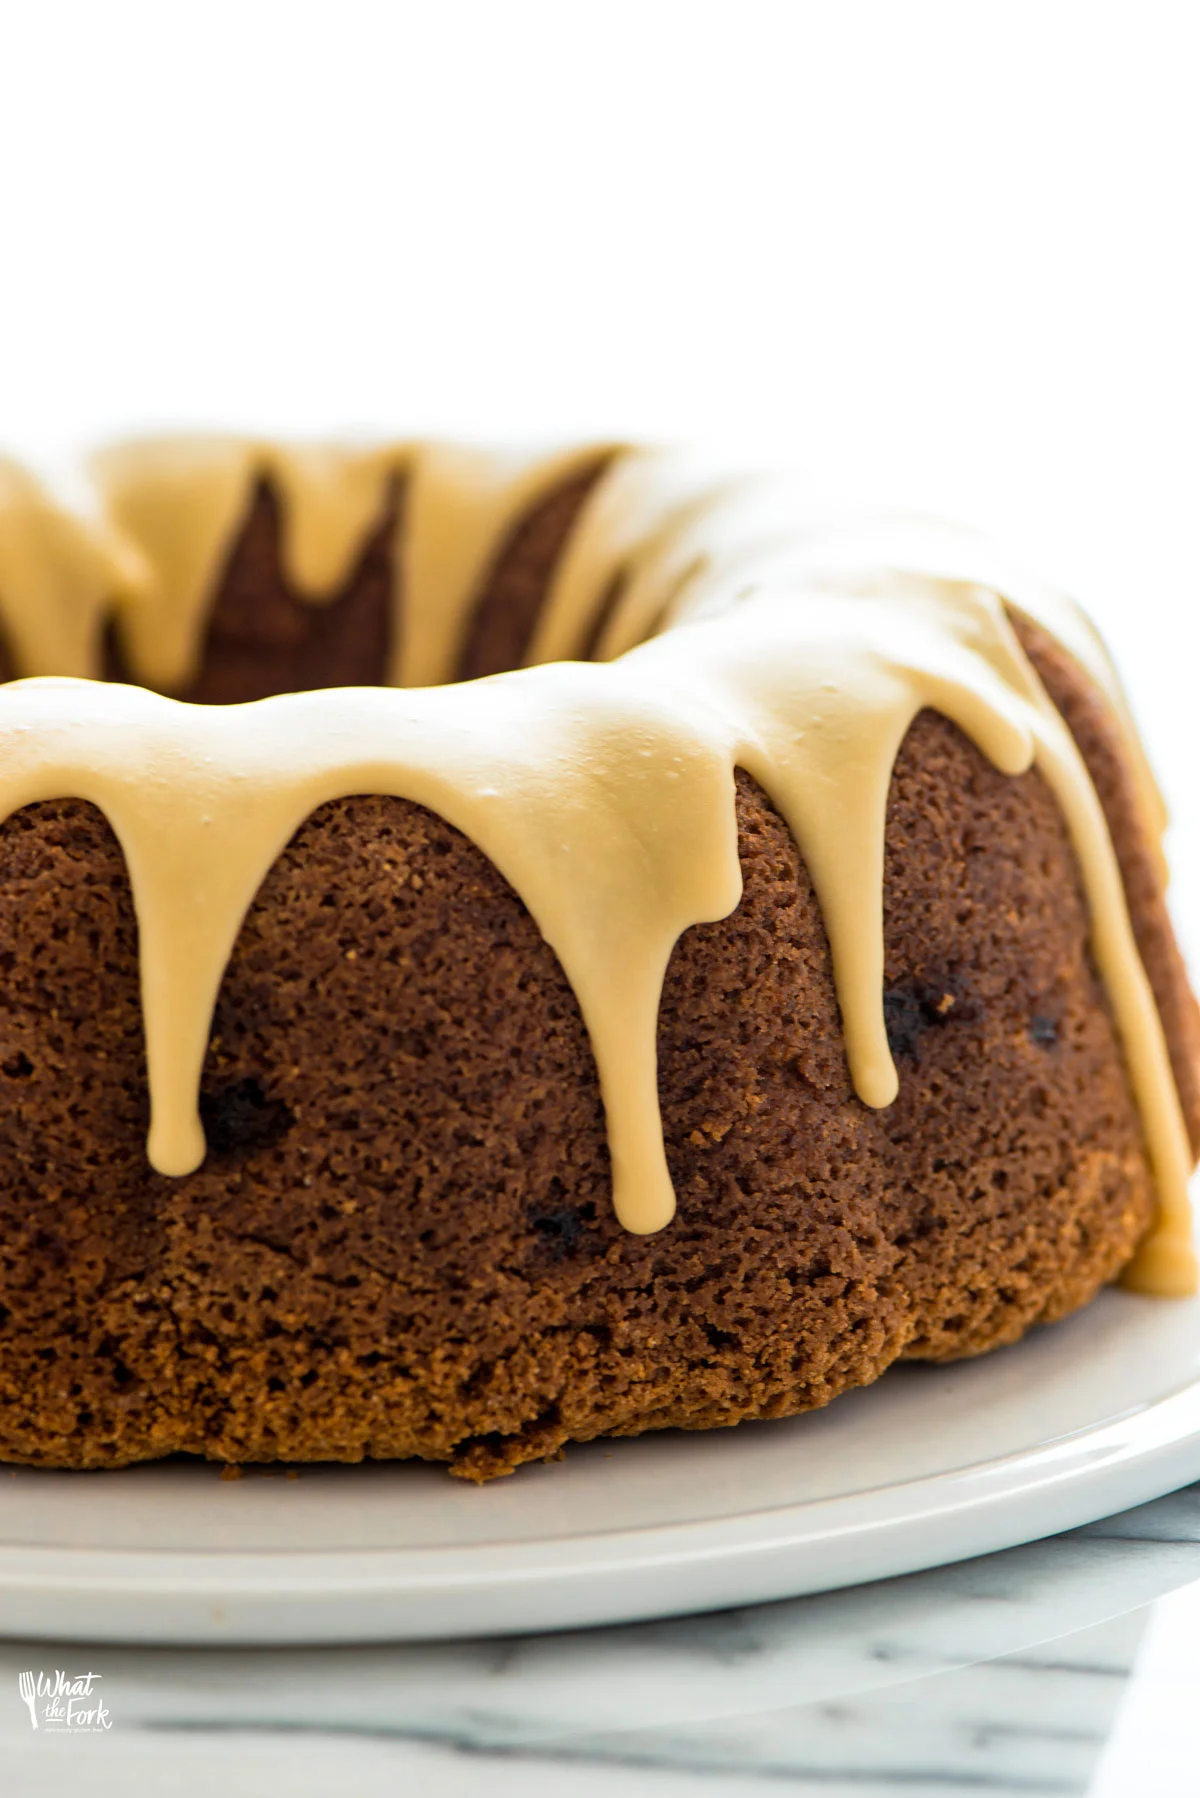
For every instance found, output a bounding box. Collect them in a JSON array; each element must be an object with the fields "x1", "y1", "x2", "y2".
[{"x1": 2, "y1": 1482, "x2": 1199, "y2": 1796}]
